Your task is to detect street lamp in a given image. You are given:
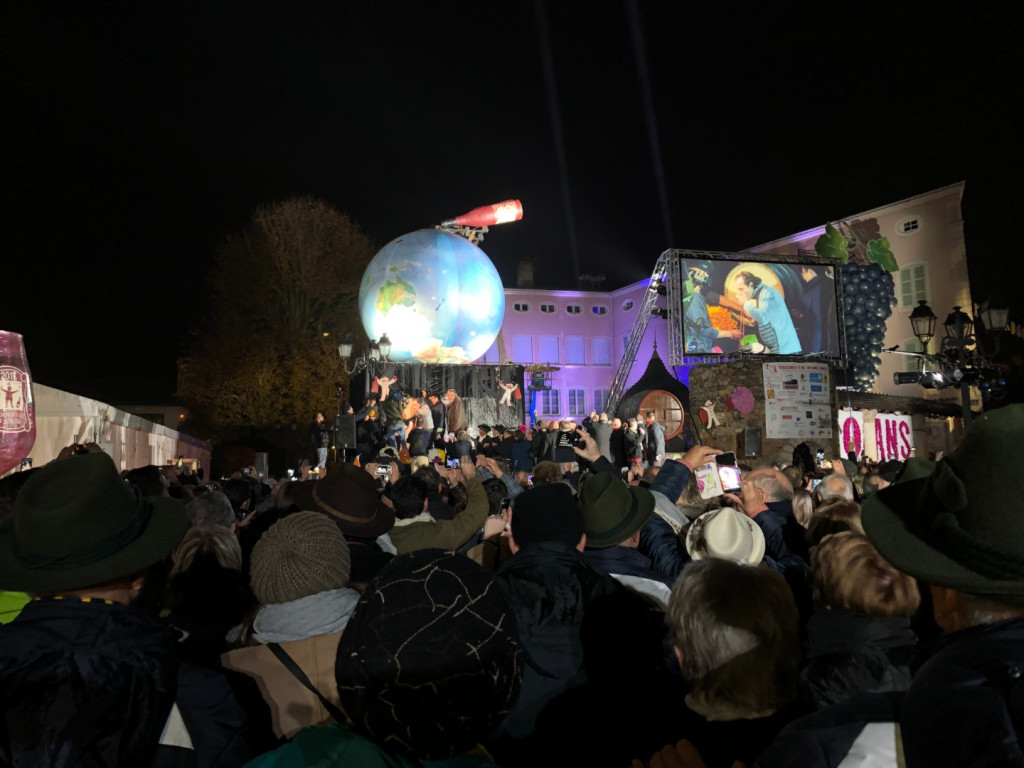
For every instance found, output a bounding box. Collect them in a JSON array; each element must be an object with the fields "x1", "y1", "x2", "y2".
[
  {"x1": 909, "y1": 300, "x2": 938, "y2": 352},
  {"x1": 338, "y1": 333, "x2": 392, "y2": 375},
  {"x1": 896, "y1": 299, "x2": 1008, "y2": 426}
]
